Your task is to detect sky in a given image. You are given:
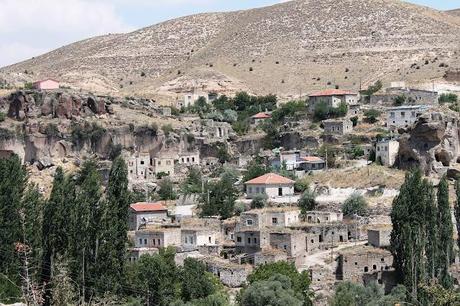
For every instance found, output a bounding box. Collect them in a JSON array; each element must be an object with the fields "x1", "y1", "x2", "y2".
[{"x1": 0, "y1": 0, "x2": 458, "y2": 68}]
